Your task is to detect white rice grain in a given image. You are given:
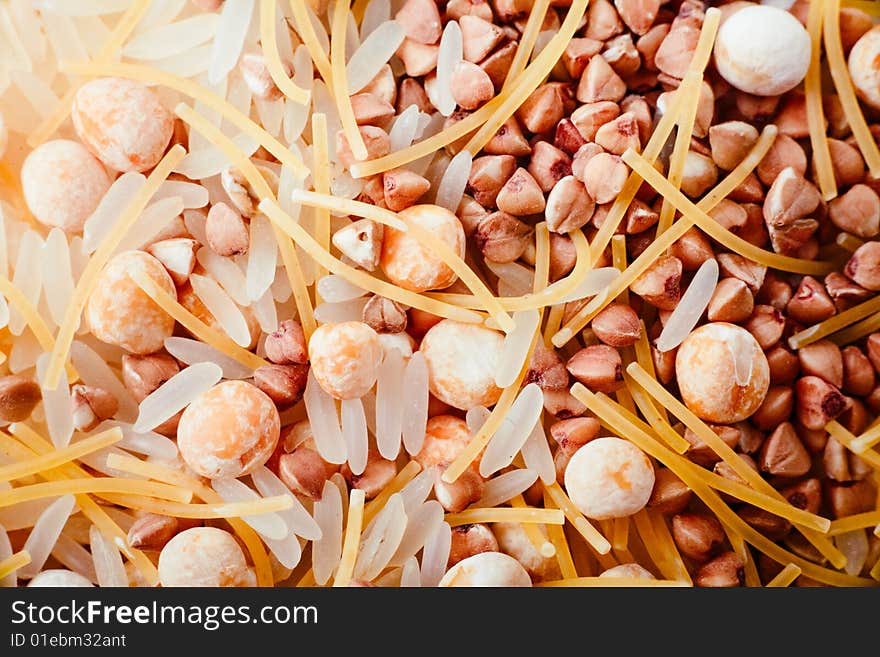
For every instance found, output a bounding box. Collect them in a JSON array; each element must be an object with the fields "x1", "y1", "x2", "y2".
[
  {"x1": 304, "y1": 370, "x2": 347, "y2": 464},
  {"x1": 479, "y1": 383, "x2": 544, "y2": 477},
  {"x1": 435, "y1": 20, "x2": 462, "y2": 117},
  {"x1": 246, "y1": 214, "x2": 278, "y2": 302},
  {"x1": 10, "y1": 69, "x2": 59, "y2": 120},
  {"x1": 164, "y1": 336, "x2": 253, "y2": 379},
  {"x1": 316, "y1": 275, "x2": 367, "y2": 303},
  {"x1": 41, "y1": 11, "x2": 88, "y2": 65},
  {"x1": 361, "y1": 0, "x2": 390, "y2": 40},
  {"x1": 153, "y1": 43, "x2": 213, "y2": 78},
  {"x1": 89, "y1": 524, "x2": 127, "y2": 588},
  {"x1": 345, "y1": 20, "x2": 405, "y2": 94},
  {"x1": 251, "y1": 288, "x2": 279, "y2": 334},
  {"x1": 51, "y1": 534, "x2": 98, "y2": 584},
  {"x1": 174, "y1": 133, "x2": 259, "y2": 180},
  {"x1": 209, "y1": 0, "x2": 254, "y2": 84},
  {"x1": 312, "y1": 479, "x2": 343, "y2": 585},
  {"x1": 133, "y1": 362, "x2": 222, "y2": 433},
  {"x1": 123, "y1": 13, "x2": 221, "y2": 61},
  {"x1": 341, "y1": 397, "x2": 368, "y2": 476},
  {"x1": 36, "y1": 353, "x2": 74, "y2": 448},
  {"x1": 398, "y1": 465, "x2": 435, "y2": 514},
  {"x1": 495, "y1": 309, "x2": 540, "y2": 388},
  {"x1": 354, "y1": 492, "x2": 407, "y2": 581},
  {"x1": 255, "y1": 97, "x2": 285, "y2": 138},
  {"x1": 521, "y1": 416, "x2": 555, "y2": 485},
  {"x1": 389, "y1": 500, "x2": 443, "y2": 567},
  {"x1": 9, "y1": 230, "x2": 43, "y2": 336},
  {"x1": 41, "y1": 229, "x2": 74, "y2": 328},
  {"x1": 375, "y1": 346, "x2": 404, "y2": 460},
  {"x1": 211, "y1": 478, "x2": 288, "y2": 541},
  {"x1": 34, "y1": 0, "x2": 134, "y2": 16},
  {"x1": 8, "y1": 0, "x2": 46, "y2": 65},
  {"x1": 836, "y1": 529, "x2": 869, "y2": 576},
  {"x1": 155, "y1": 180, "x2": 209, "y2": 209},
  {"x1": 95, "y1": 421, "x2": 179, "y2": 461},
  {"x1": 388, "y1": 104, "x2": 421, "y2": 152},
  {"x1": 252, "y1": 466, "x2": 322, "y2": 541},
  {"x1": 190, "y1": 273, "x2": 253, "y2": 347},
  {"x1": 420, "y1": 520, "x2": 451, "y2": 587},
  {"x1": 70, "y1": 341, "x2": 138, "y2": 422},
  {"x1": 0, "y1": 524, "x2": 14, "y2": 587},
  {"x1": 400, "y1": 555, "x2": 421, "y2": 587},
  {"x1": 474, "y1": 469, "x2": 539, "y2": 508},
  {"x1": 656, "y1": 258, "x2": 719, "y2": 353},
  {"x1": 401, "y1": 351, "x2": 428, "y2": 456},
  {"x1": 486, "y1": 260, "x2": 534, "y2": 298},
  {"x1": 117, "y1": 196, "x2": 185, "y2": 253},
  {"x1": 0, "y1": 499, "x2": 53, "y2": 533},
  {"x1": 196, "y1": 247, "x2": 250, "y2": 305},
  {"x1": 135, "y1": 0, "x2": 187, "y2": 33},
  {"x1": 20, "y1": 494, "x2": 76, "y2": 579},
  {"x1": 434, "y1": 150, "x2": 471, "y2": 212},
  {"x1": 83, "y1": 173, "x2": 146, "y2": 253},
  {"x1": 549, "y1": 267, "x2": 620, "y2": 303}
]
